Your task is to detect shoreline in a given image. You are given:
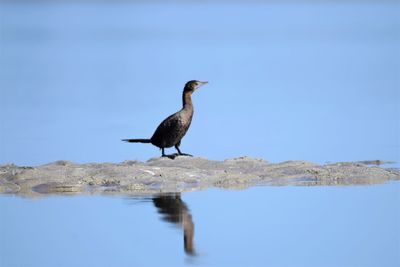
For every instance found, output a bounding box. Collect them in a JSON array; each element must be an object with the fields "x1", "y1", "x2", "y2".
[{"x1": 1, "y1": 157, "x2": 399, "y2": 197}]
